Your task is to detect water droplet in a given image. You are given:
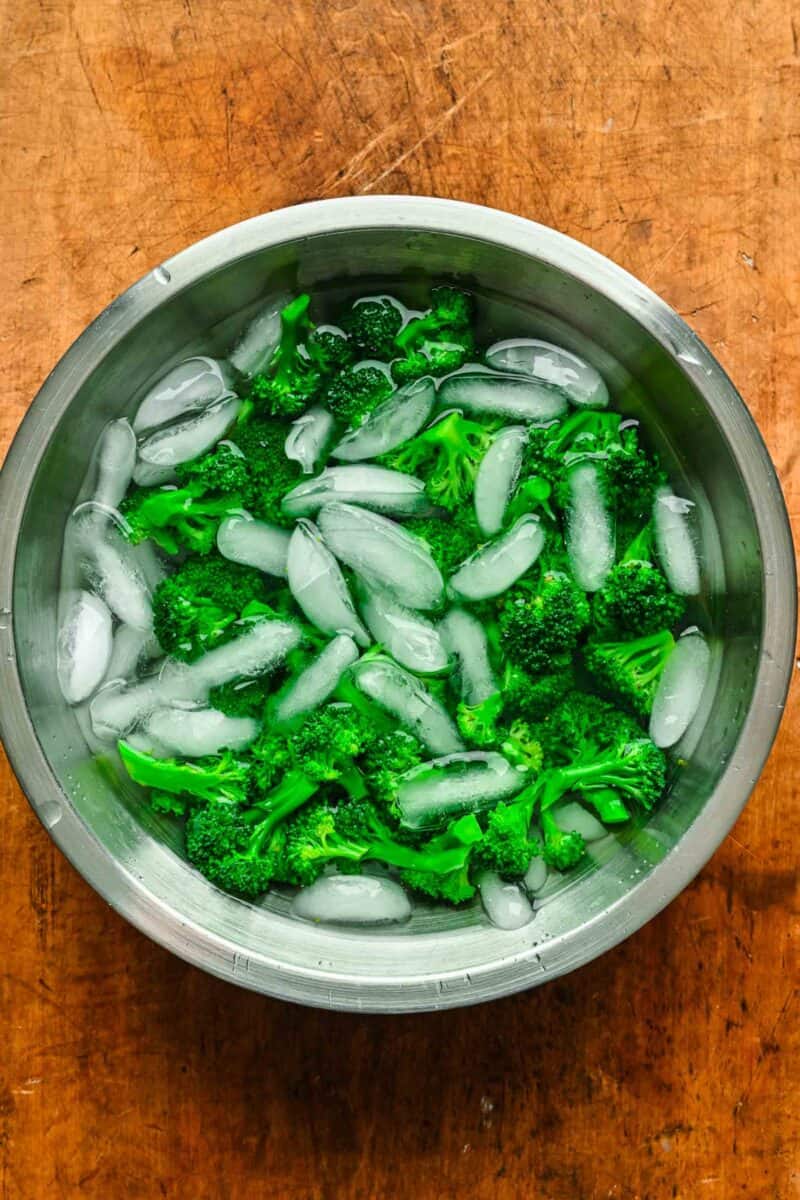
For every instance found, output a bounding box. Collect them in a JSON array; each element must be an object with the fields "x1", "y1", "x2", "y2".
[
  {"x1": 38, "y1": 801, "x2": 62, "y2": 829},
  {"x1": 153, "y1": 265, "x2": 171, "y2": 286}
]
